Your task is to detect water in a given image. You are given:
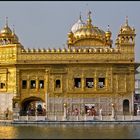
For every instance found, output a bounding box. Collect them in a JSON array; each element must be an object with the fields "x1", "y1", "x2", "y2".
[{"x1": 0, "y1": 124, "x2": 140, "y2": 139}]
